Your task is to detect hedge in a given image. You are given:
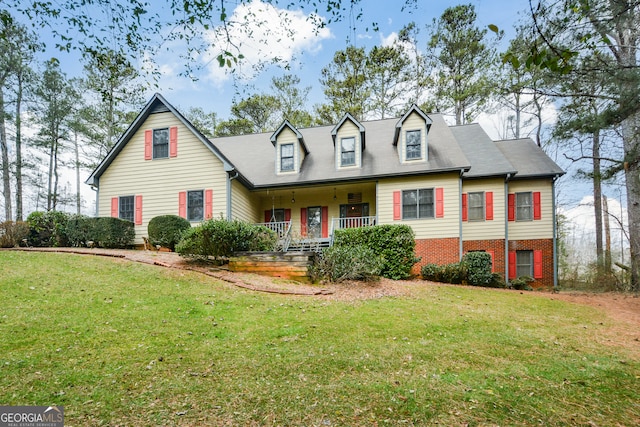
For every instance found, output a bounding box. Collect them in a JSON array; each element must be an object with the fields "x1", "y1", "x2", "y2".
[
  {"x1": 332, "y1": 224, "x2": 419, "y2": 280},
  {"x1": 148, "y1": 215, "x2": 191, "y2": 251}
]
